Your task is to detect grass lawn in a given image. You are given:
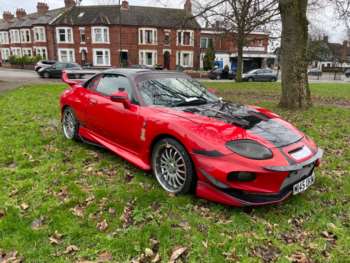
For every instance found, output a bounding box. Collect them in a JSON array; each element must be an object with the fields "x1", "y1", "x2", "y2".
[{"x1": 0, "y1": 83, "x2": 349, "y2": 262}]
